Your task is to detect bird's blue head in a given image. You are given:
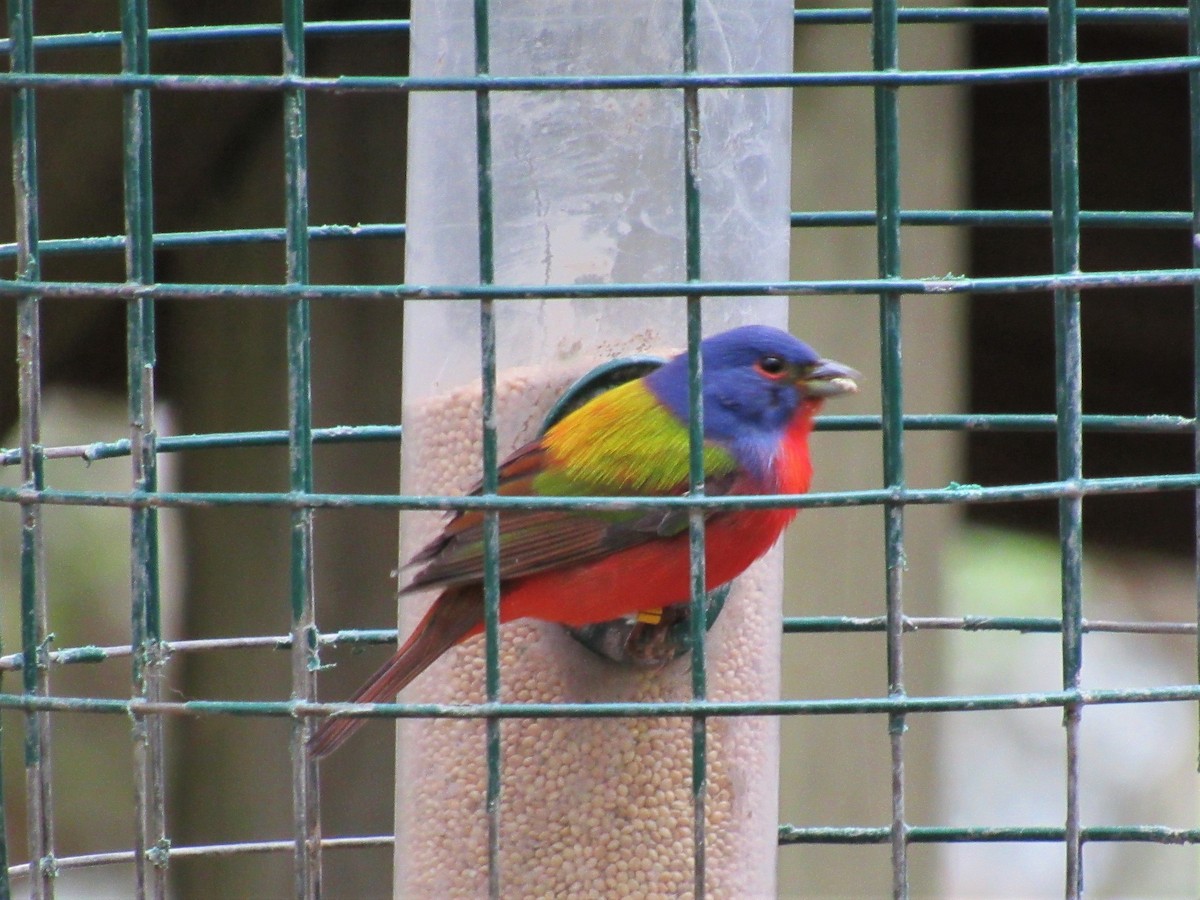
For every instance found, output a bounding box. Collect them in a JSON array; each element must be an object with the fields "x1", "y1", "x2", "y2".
[{"x1": 644, "y1": 325, "x2": 858, "y2": 478}]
